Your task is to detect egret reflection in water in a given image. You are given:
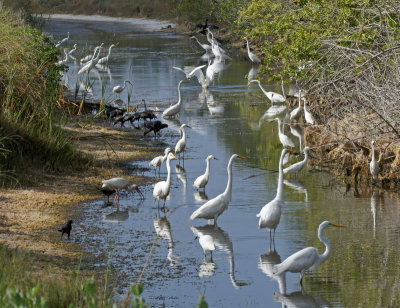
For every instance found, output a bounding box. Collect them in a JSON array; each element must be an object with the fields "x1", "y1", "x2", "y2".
[
  {"x1": 273, "y1": 285, "x2": 332, "y2": 308},
  {"x1": 191, "y1": 224, "x2": 249, "y2": 289},
  {"x1": 154, "y1": 215, "x2": 179, "y2": 265},
  {"x1": 259, "y1": 249, "x2": 287, "y2": 295},
  {"x1": 284, "y1": 179, "x2": 309, "y2": 202},
  {"x1": 194, "y1": 190, "x2": 209, "y2": 203}
]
